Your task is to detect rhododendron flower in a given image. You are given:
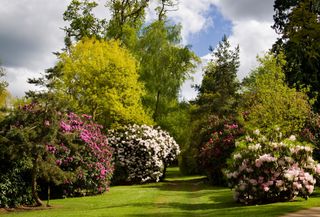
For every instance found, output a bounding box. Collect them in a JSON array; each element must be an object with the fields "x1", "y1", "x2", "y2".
[
  {"x1": 263, "y1": 186, "x2": 269, "y2": 192},
  {"x1": 288, "y1": 135, "x2": 296, "y2": 141},
  {"x1": 226, "y1": 131, "x2": 320, "y2": 204}
]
